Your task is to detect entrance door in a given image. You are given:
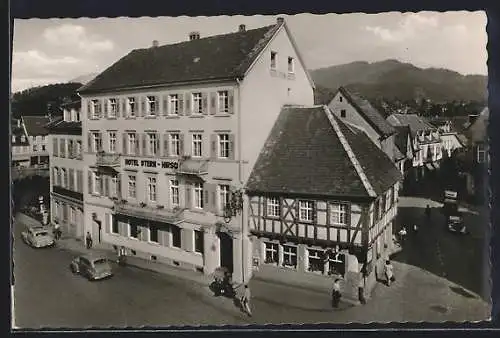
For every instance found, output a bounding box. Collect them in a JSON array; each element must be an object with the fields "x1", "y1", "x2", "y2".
[{"x1": 218, "y1": 232, "x2": 233, "y2": 273}]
